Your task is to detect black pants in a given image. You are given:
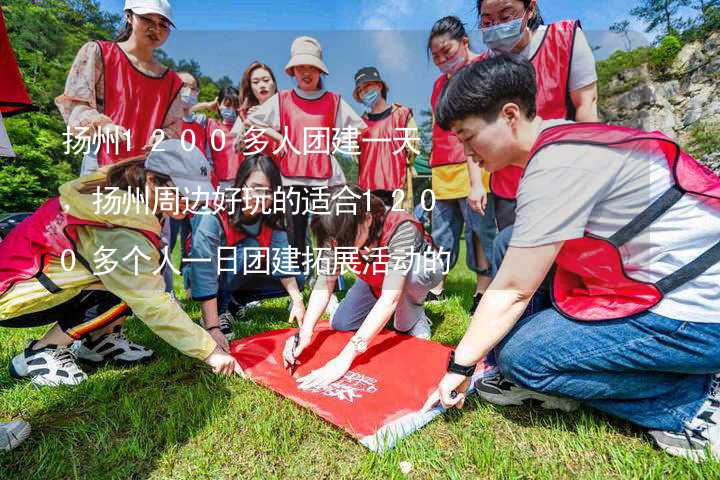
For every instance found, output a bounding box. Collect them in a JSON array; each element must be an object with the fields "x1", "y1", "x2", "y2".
[{"x1": 0, "y1": 291, "x2": 129, "y2": 340}]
